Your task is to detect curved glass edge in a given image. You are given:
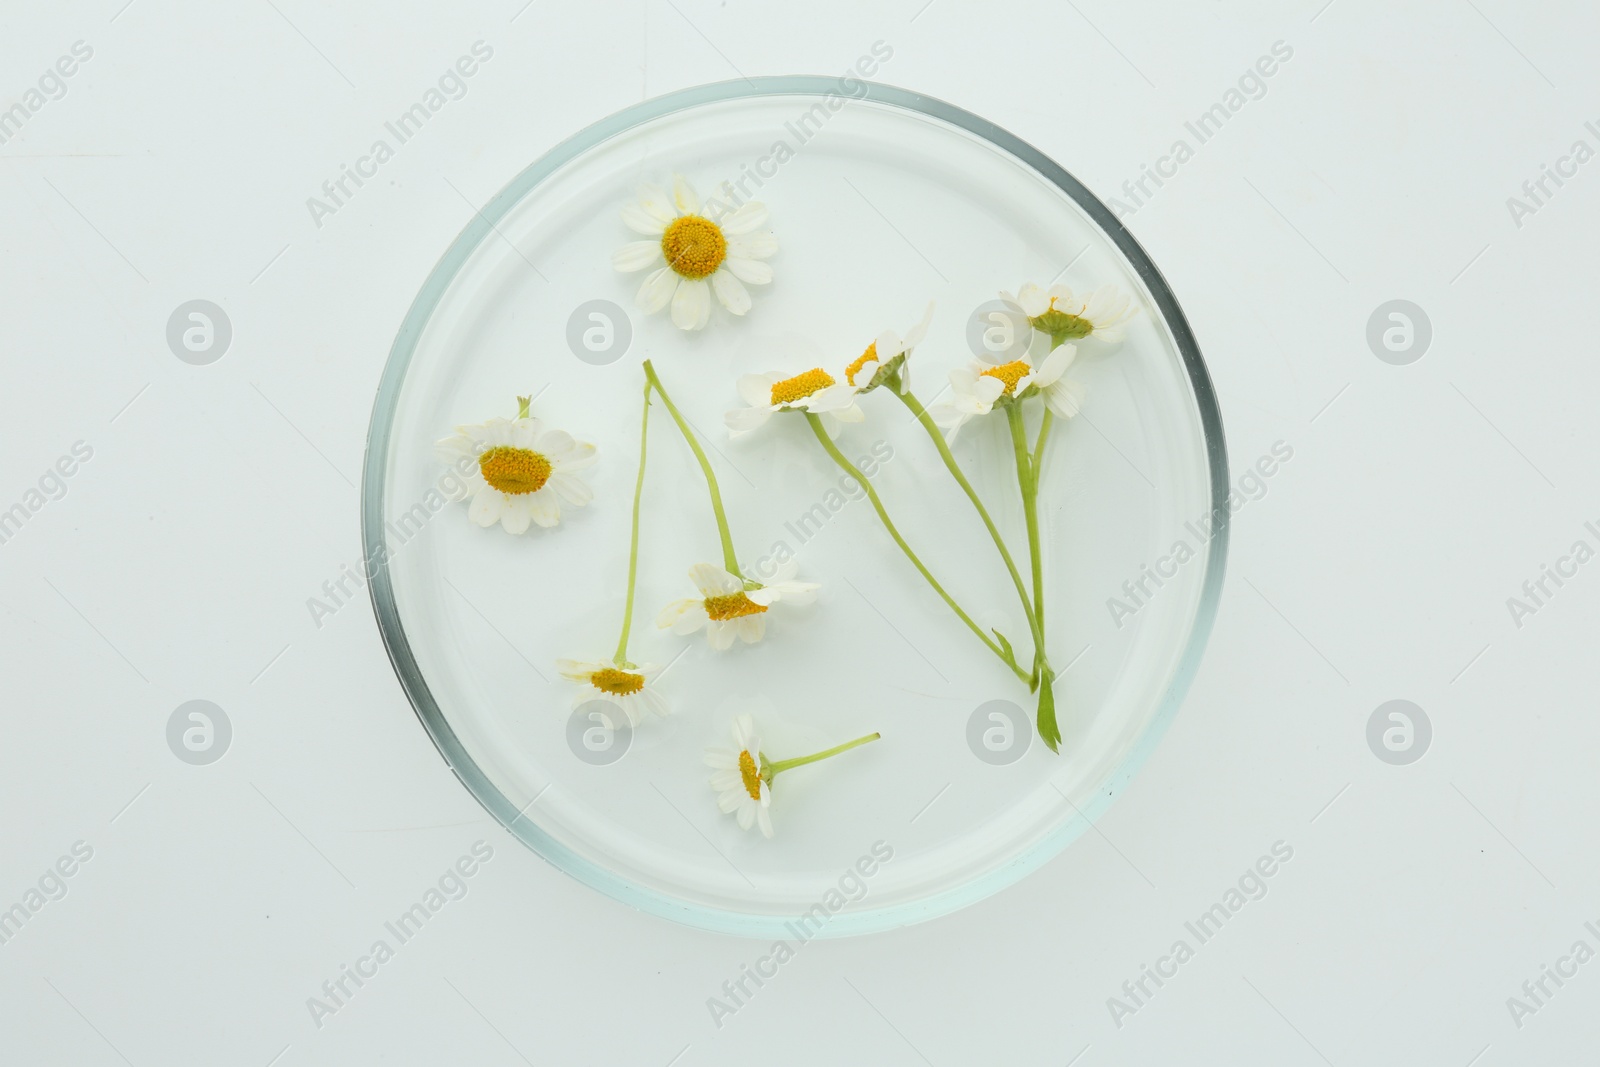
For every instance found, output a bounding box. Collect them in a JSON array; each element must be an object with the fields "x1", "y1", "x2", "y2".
[{"x1": 361, "y1": 75, "x2": 1230, "y2": 939}]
